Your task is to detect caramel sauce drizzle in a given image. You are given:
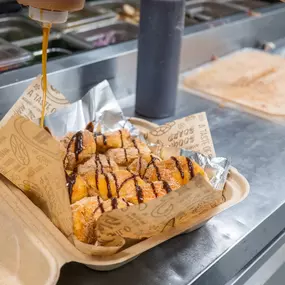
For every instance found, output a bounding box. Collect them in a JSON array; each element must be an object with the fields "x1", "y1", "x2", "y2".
[{"x1": 40, "y1": 24, "x2": 51, "y2": 128}]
